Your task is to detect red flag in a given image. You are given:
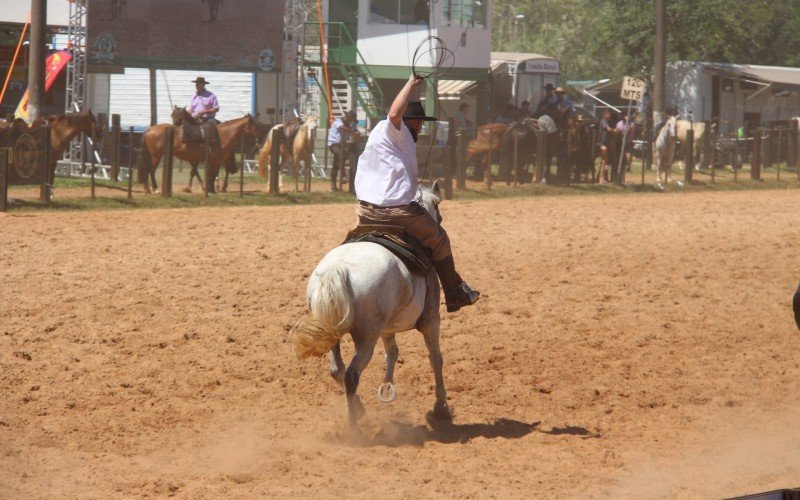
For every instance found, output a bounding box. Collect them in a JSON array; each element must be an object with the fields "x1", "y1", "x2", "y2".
[{"x1": 15, "y1": 49, "x2": 72, "y2": 120}]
